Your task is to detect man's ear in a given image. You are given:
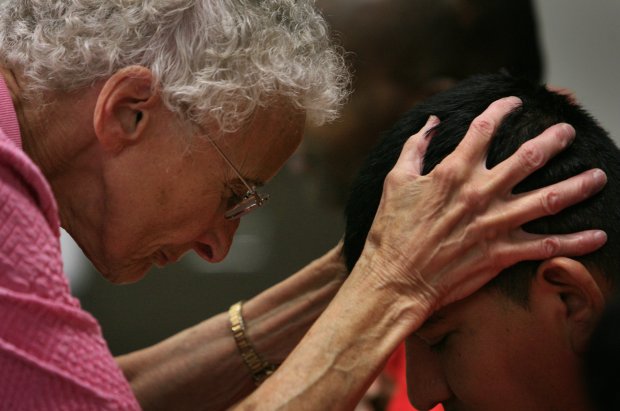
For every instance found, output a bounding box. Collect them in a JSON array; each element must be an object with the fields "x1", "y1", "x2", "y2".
[
  {"x1": 535, "y1": 257, "x2": 605, "y2": 354},
  {"x1": 93, "y1": 65, "x2": 158, "y2": 153}
]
